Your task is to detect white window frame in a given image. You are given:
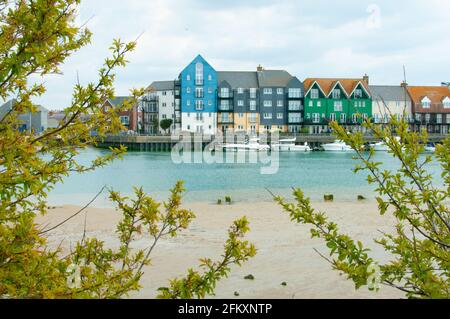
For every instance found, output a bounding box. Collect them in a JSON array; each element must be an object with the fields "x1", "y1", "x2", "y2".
[
  {"x1": 264, "y1": 88, "x2": 273, "y2": 95},
  {"x1": 277, "y1": 113, "x2": 283, "y2": 120},
  {"x1": 264, "y1": 100, "x2": 273, "y2": 107},
  {"x1": 277, "y1": 88, "x2": 284, "y2": 95},
  {"x1": 311, "y1": 89, "x2": 319, "y2": 99}
]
